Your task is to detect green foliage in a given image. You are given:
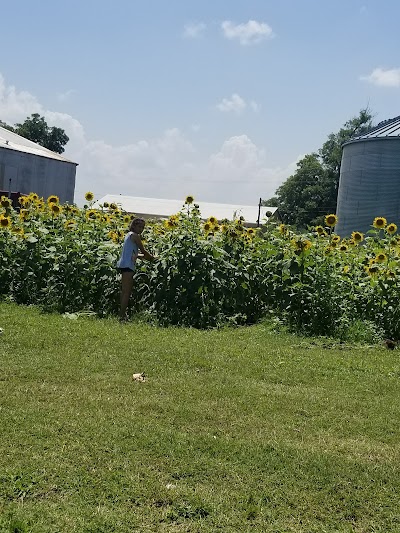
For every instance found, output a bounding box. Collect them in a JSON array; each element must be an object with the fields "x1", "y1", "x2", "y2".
[
  {"x1": 1, "y1": 113, "x2": 69, "y2": 154},
  {"x1": 267, "y1": 109, "x2": 373, "y2": 229},
  {"x1": 1, "y1": 191, "x2": 400, "y2": 339}
]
